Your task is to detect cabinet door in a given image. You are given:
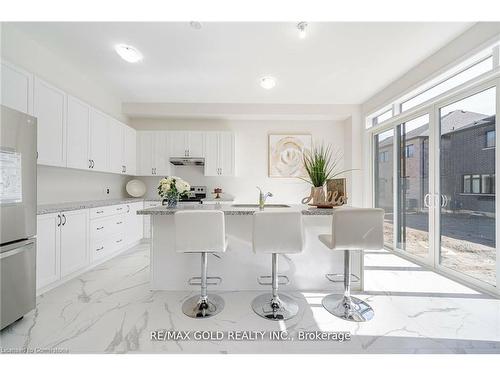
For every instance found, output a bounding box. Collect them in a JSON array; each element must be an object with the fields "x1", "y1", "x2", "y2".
[
  {"x1": 108, "y1": 119, "x2": 123, "y2": 174},
  {"x1": 154, "y1": 132, "x2": 171, "y2": 176},
  {"x1": 66, "y1": 95, "x2": 90, "y2": 170},
  {"x1": 219, "y1": 132, "x2": 235, "y2": 176},
  {"x1": 188, "y1": 132, "x2": 204, "y2": 157},
  {"x1": 1, "y1": 61, "x2": 33, "y2": 114},
  {"x1": 123, "y1": 125, "x2": 136, "y2": 175},
  {"x1": 34, "y1": 77, "x2": 67, "y2": 167},
  {"x1": 203, "y1": 132, "x2": 219, "y2": 176},
  {"x1": 137, "y1": 131, "x2": 154, "y2": 176},
  {"x1": 36, "y1": 213, "x2": 61, "y2": 289},
  {"x1": 60, "y1": 209, "x2": 89, "y2": 277},
  {"x1": 125, "y1": 202, "x2": 144, "y2": 244},
  {"x1": 89, "y1": 109, "x2": 109, "y2": 172},
  {"x1": 170, "y1": 131, "x2": 188, "y2": 157}
]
